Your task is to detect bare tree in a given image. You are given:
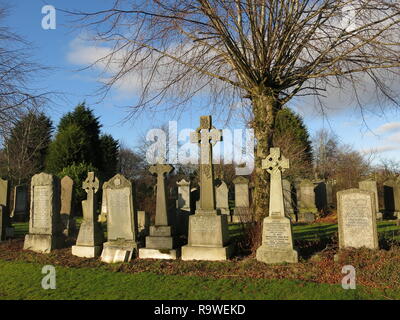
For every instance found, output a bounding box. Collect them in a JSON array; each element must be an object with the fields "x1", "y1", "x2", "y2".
[
  {"x1": 0, "y1": 5, "x2": 49, "y2": 140},
  {"x1": 71, "y1": 0, "x2": 400, "y2": 218}
]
